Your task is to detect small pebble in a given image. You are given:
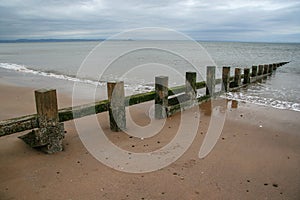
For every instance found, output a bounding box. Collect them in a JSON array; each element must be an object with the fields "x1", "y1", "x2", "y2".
[
  {"x1": 264, "y1": 183, "x2": 268, "y2": 186},
  {"x1": 173, "y1": 172, "x2": 177, "y2": 176},
  {"x1": 272, "y1": 183, "x2": 278, "y2": 187},
  {"x1": 247, "y1": 180, "x2": 250, "y2": 182},
  {"x1": 157, "y1": 141, "x2": 160, "y2": 144},
  {"x1": 132, "y1": 145, "x2": 135, "y2": 148}
]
